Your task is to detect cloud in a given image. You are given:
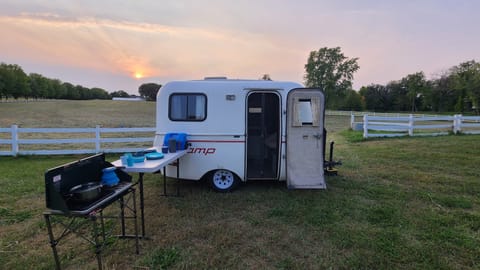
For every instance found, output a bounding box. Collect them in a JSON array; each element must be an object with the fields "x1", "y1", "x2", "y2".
[
  {"x1": 3, "y1": 0, "x2": 480, "y2": 94},
  {"x1": 1, "y1": 13, "x2": 186, "y2": 76},
  {"x1": 0, "y1": 12, "x2": 303, "y2": 83}
]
